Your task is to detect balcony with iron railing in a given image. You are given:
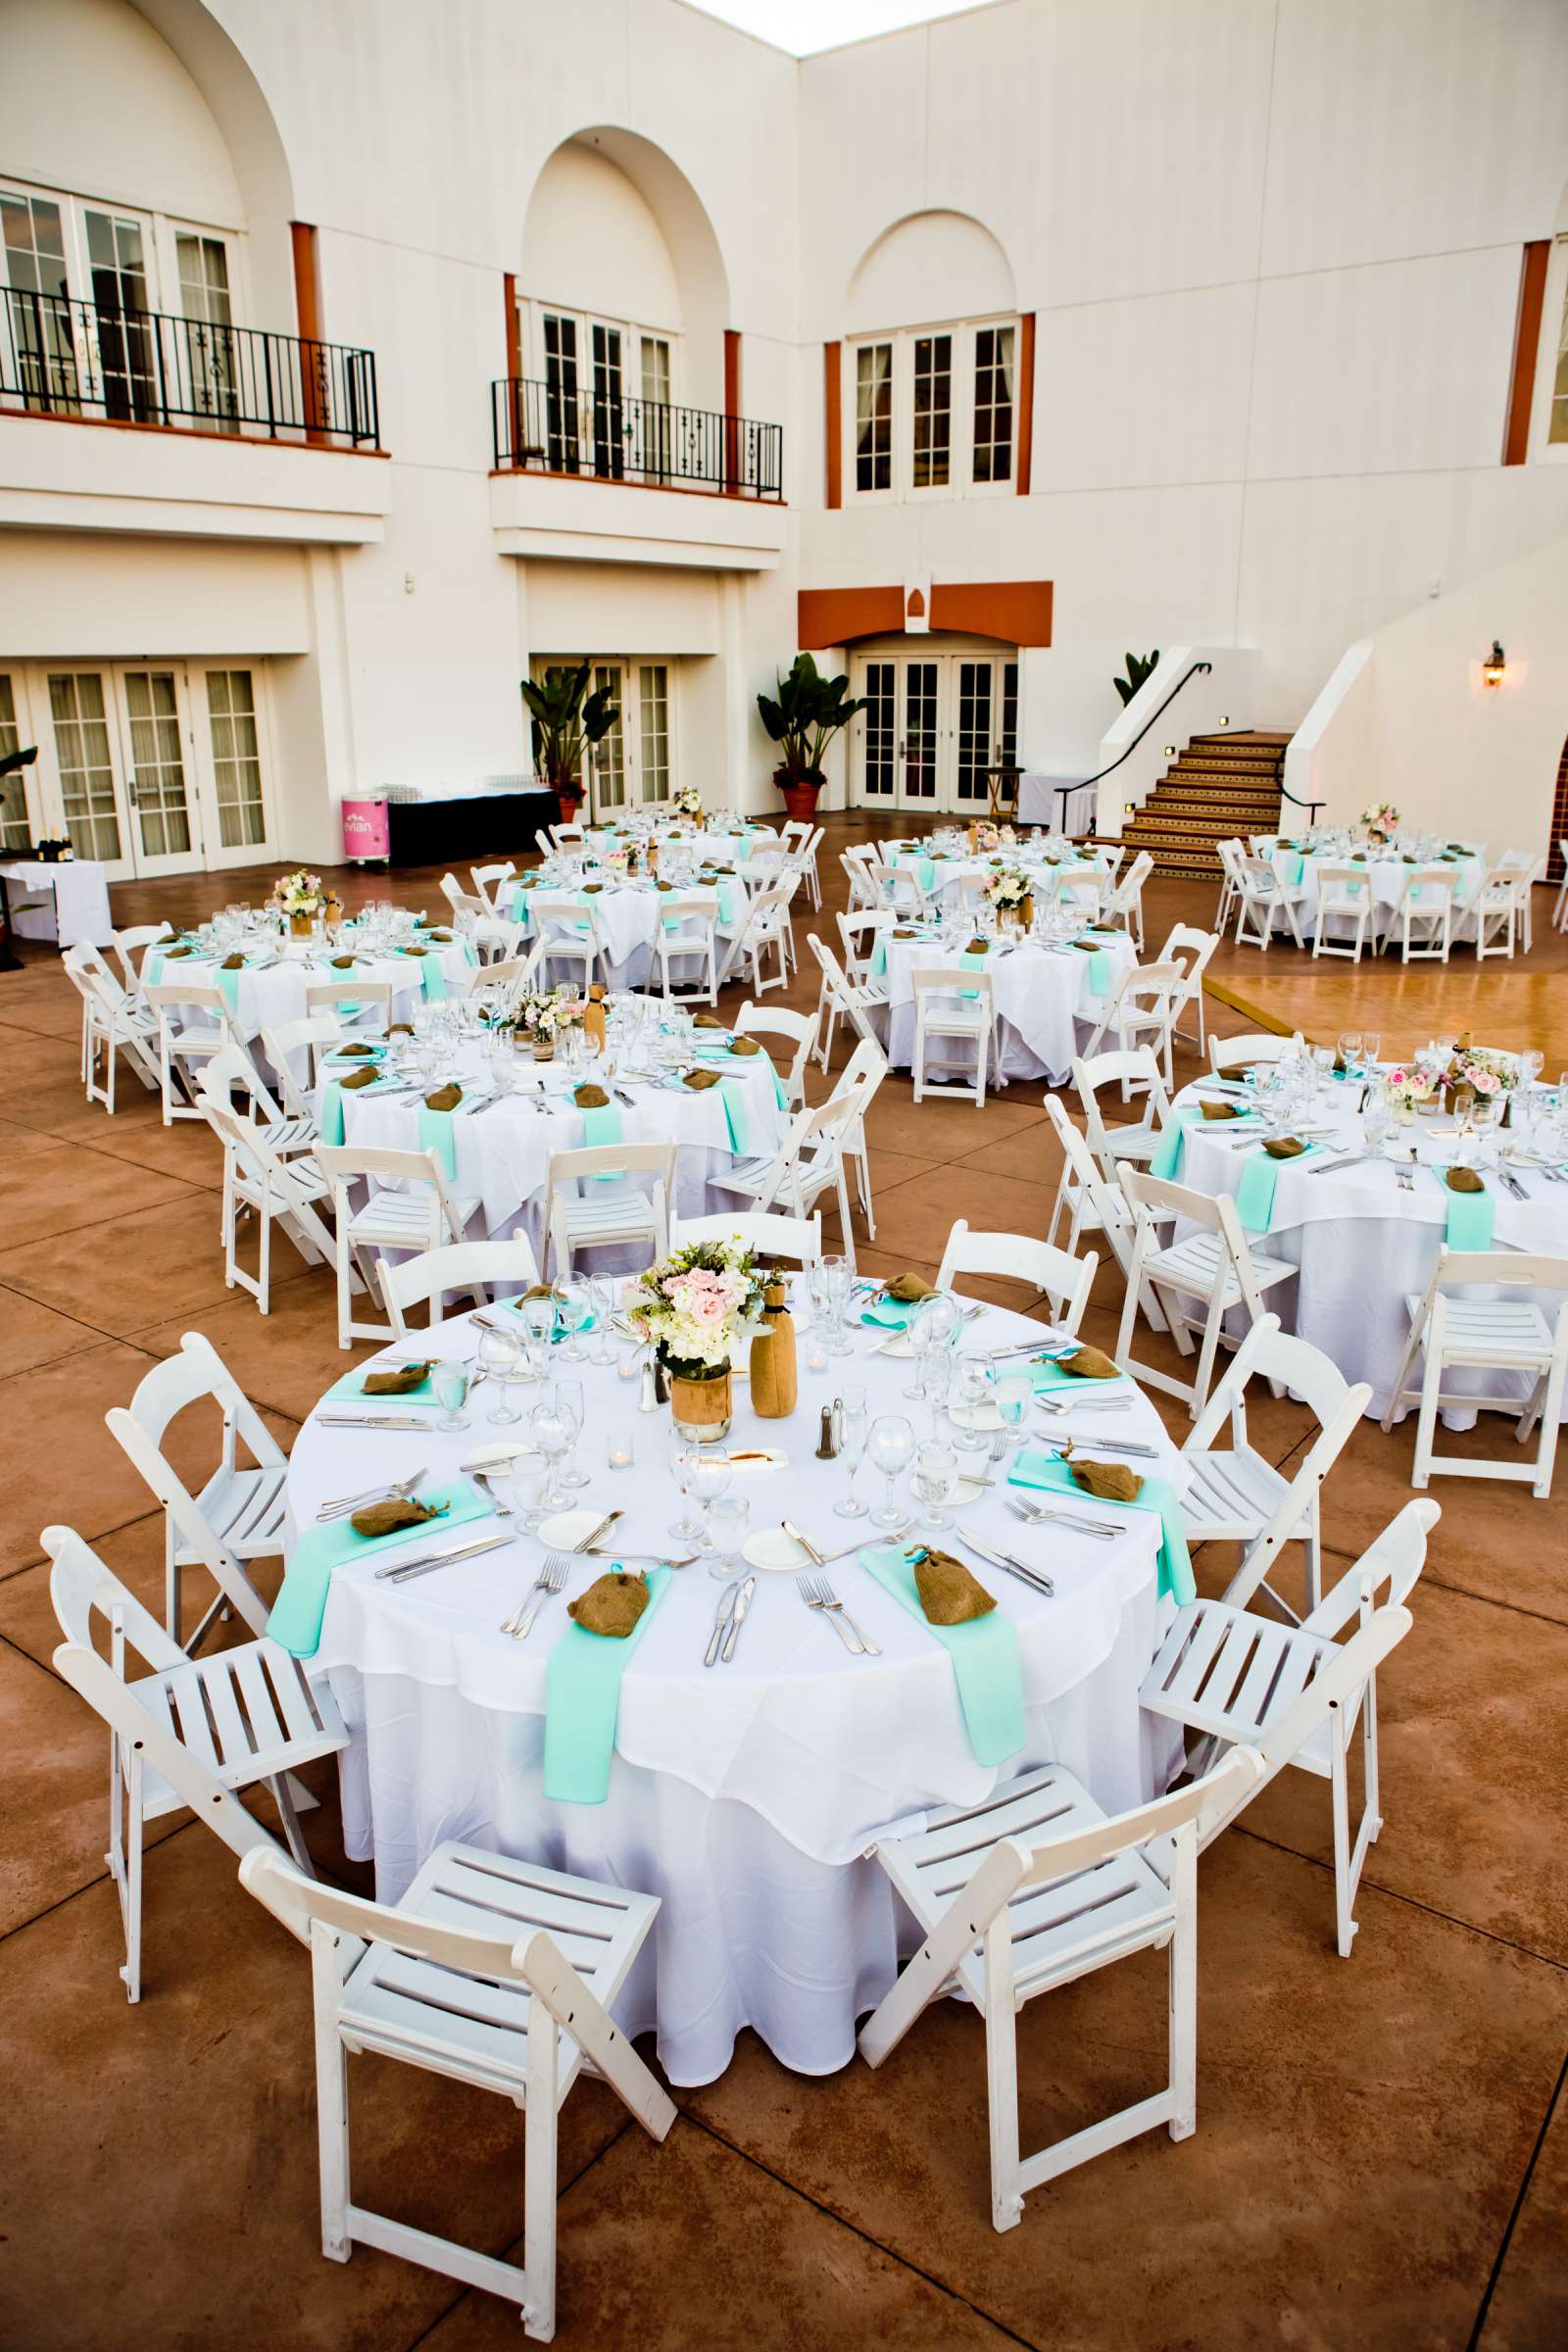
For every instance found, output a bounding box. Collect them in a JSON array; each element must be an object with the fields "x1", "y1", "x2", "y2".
[
  {"x1": 0, "y1": 289, "x2": 389, "y2": 544},
  {"x1": 488, "y1": 375, "x2": 787, "y2": 571}
]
